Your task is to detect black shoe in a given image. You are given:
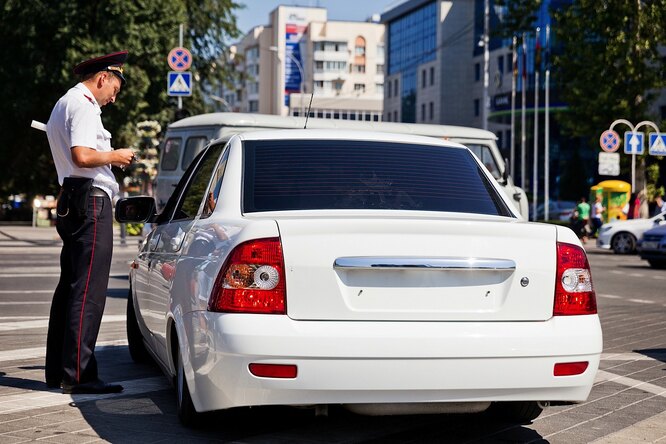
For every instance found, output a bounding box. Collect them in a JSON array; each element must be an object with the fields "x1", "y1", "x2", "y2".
[
  {"x1": 62, "y1": 379, "x2": 124, "y2": 394},
  {"x1": 46, "y1": 380, "x2": 61, "y2": 389}
]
